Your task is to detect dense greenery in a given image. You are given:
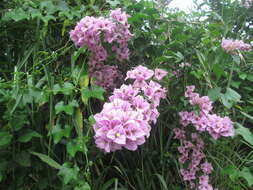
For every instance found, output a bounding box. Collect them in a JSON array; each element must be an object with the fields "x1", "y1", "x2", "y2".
[{"x1": 0, "y1": 0, "x2": 253, "y2": 189}]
